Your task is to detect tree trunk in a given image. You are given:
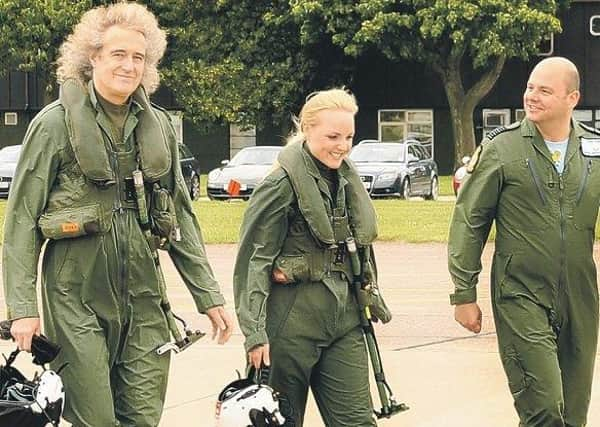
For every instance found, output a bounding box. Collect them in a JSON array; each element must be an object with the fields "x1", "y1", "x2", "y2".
[{"x1": 437, "y1": 56, "x2": 507, "y2": 168}]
